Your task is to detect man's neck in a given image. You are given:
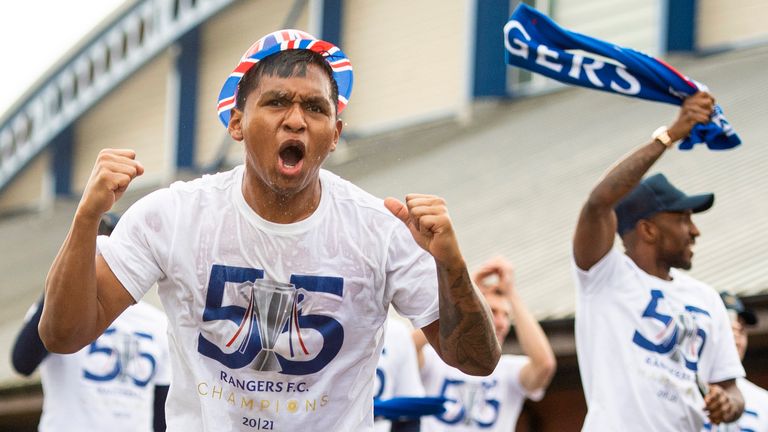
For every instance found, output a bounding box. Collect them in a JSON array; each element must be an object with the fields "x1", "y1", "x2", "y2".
[
  {"x1": 626, "y1": 250, "x2": 672, "y2": 281},
  {"x1": 241, "y1": 174, "x2": 322, "y2": 224}
]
